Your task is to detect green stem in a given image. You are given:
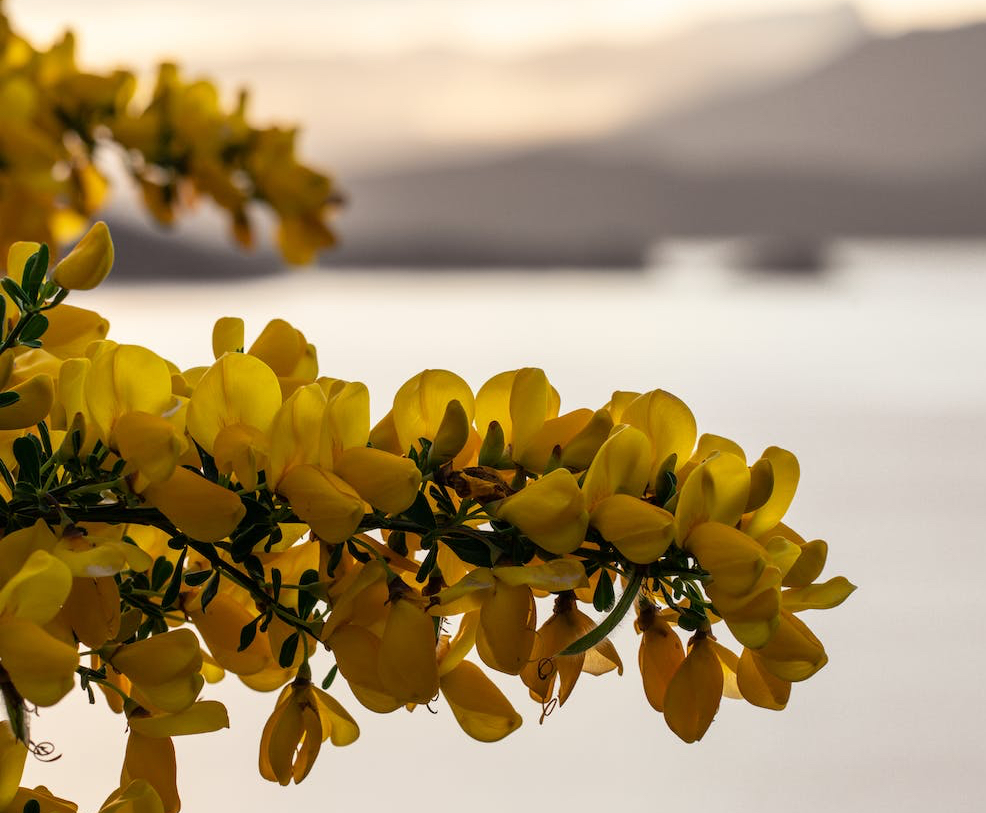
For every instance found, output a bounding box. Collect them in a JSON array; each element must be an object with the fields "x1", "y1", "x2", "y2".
[{"x1": 559, "y1": 567, "x2": 644, "y2": 657}]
